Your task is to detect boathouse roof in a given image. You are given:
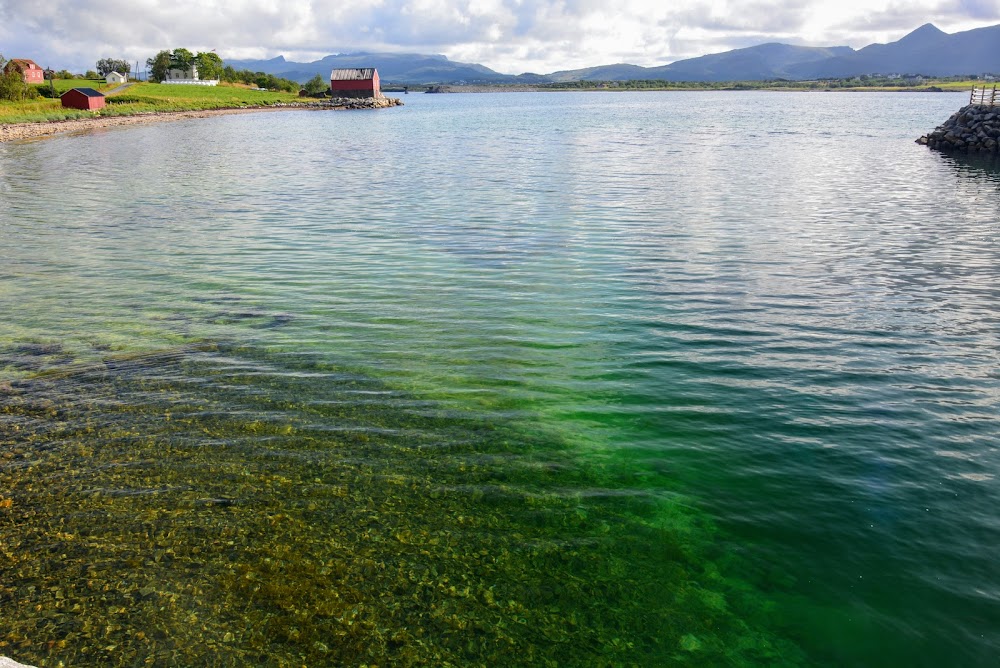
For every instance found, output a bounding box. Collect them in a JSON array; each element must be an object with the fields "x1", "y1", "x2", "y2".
[
  {"x1": 330, "y1": 68, "x2": 377, "y2": 80},
  {"x1": 61, "y1": 87, "x2": 105, "y2": 98}
]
